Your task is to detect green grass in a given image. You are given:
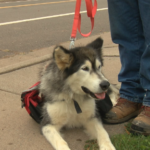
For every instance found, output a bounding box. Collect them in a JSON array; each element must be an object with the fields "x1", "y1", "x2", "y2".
[
  {"x1": 84, "y1": 123, "x2": 150, "y2": 150},
  {"x1": 111, "y1": 134, "x2": 150, "y2": 150},
  {"x1": 84, "y1": 140, "x2": 99, "y2": 150},
  {"x1": 84, "y1": 135, "x2": 150, "y2": 150}
]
